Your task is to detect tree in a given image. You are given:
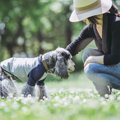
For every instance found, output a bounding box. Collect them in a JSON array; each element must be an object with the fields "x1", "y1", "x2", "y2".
[{"x1": 0, "y1": 0, "x2": 79, "y2": 59}]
